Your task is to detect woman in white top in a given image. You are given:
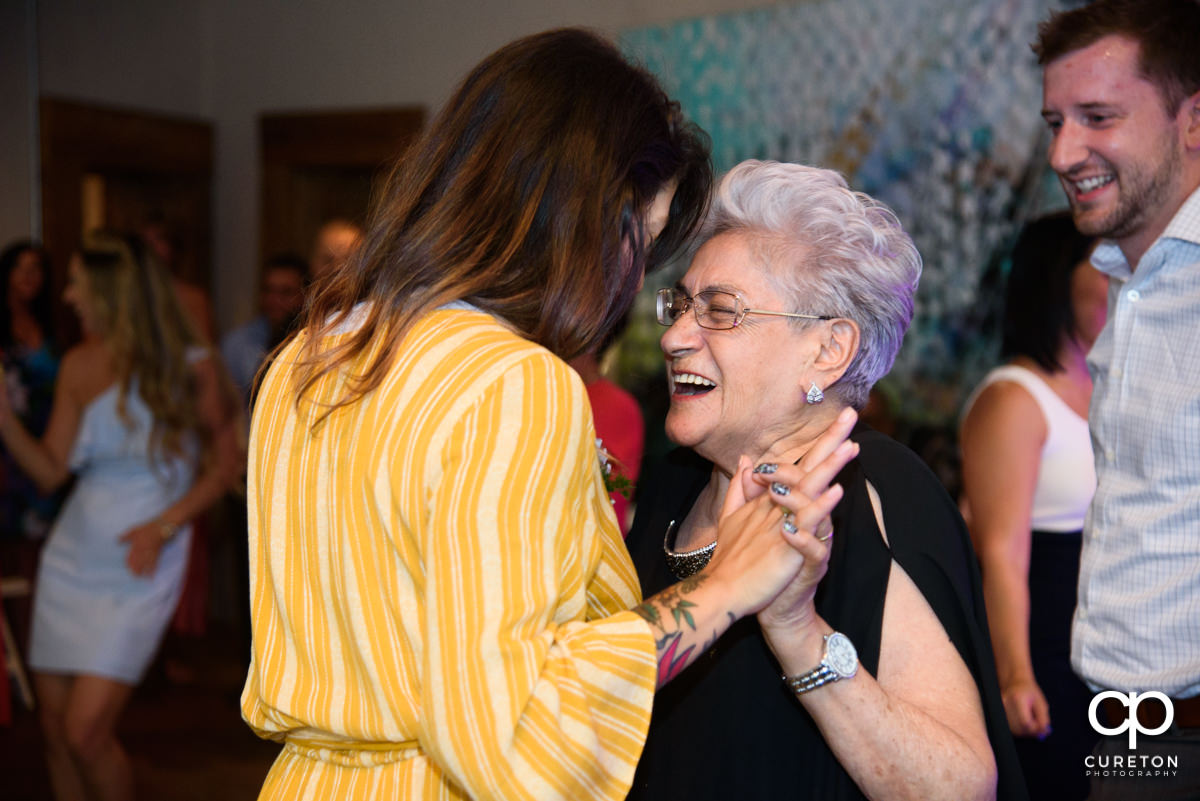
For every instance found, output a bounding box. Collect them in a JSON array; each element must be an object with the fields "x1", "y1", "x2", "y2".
[{"x1": 960, "y1": 212, "x2": 1107, "y2": 801}]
